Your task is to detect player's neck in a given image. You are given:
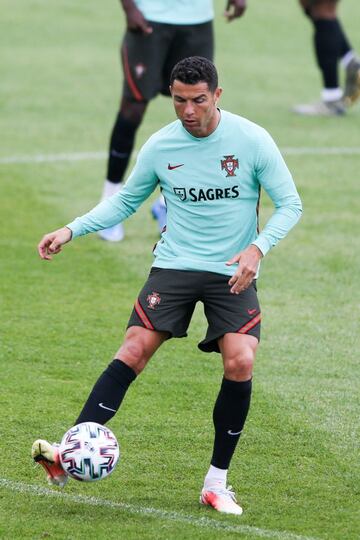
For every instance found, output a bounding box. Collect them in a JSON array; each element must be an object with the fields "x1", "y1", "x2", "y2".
[{"x1": 205, "y1": 108, "x2": 221, "y2": 137}]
